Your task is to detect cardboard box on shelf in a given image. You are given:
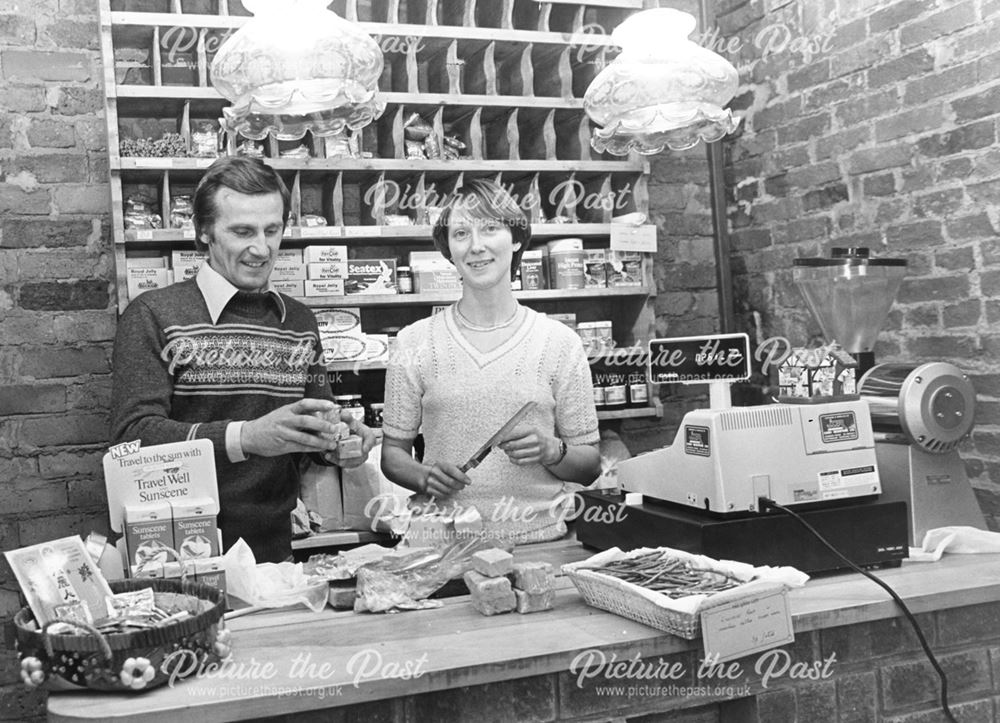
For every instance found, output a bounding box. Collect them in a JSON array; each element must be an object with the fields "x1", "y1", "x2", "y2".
[
  {"x1": 127, "y1": 267, "x2": 171, "y2": 299},
  {"x1": 270, "y1": 262, "x2": 307, "y2": 281},
  {"x1": 123, "y1": 503, "x2": 174, "y2": 576},
  {"x1": 304, "y1": 245, "x2": 348, "y2": 264},
  {"x1": 414, "y1": 267, "x2": 462, "y2": 292},
  {"x1": 305, "y1": 279, "x2": 346, "y2": 297},
  {"x1": 307, "y1": 262, "x2": 348, "y2": 280},
  {"x1": 171, "y1": 497, "x2": 220, "y2": 561},
  {"x1": 315, "y1": 308, "x2": 362, "y2": 337},
  {"x1": 345, "y1": 259, "x2": 397, "y2": 295},
  {"x1": 270, "y1": 279, "x2": 304, "y2": 297}
]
